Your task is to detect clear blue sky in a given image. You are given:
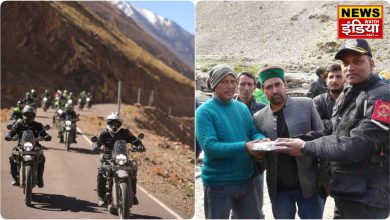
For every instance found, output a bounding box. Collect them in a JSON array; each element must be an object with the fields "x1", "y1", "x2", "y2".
[{"x1": 129, "y1": 1, "x2": 195, "y2": 35}]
